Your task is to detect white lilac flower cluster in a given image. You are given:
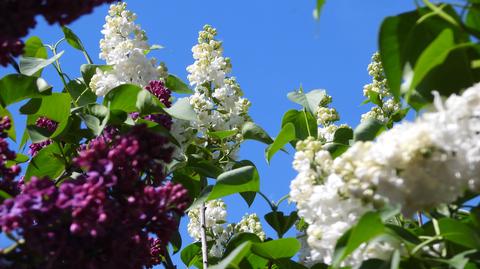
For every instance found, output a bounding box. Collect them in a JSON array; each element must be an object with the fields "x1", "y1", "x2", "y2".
[
  {"x1": 90, "y1": 2, "x2": 164, "y2": 96},
  {"x1": 186, "y1": 25, "x2": 251, "y2": 145},
  {"x1": 289, "y1": 138, "x2": 393, "y2": 266},
  {"x1": 290, "y1": 83, "x2": 480, "y2": 266},
  {"x1": 336, "y1": 84, "x2": 480, "y2": 215},
  {"x1": 315, "y1": 93, "x2": 348, "y2": 142},
  {"x1": 187, "y1": 199, "x2": 265, "y2": 258},
  {"x1": 361, "y1": 52, "x2": 401, "y2": 124}
]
